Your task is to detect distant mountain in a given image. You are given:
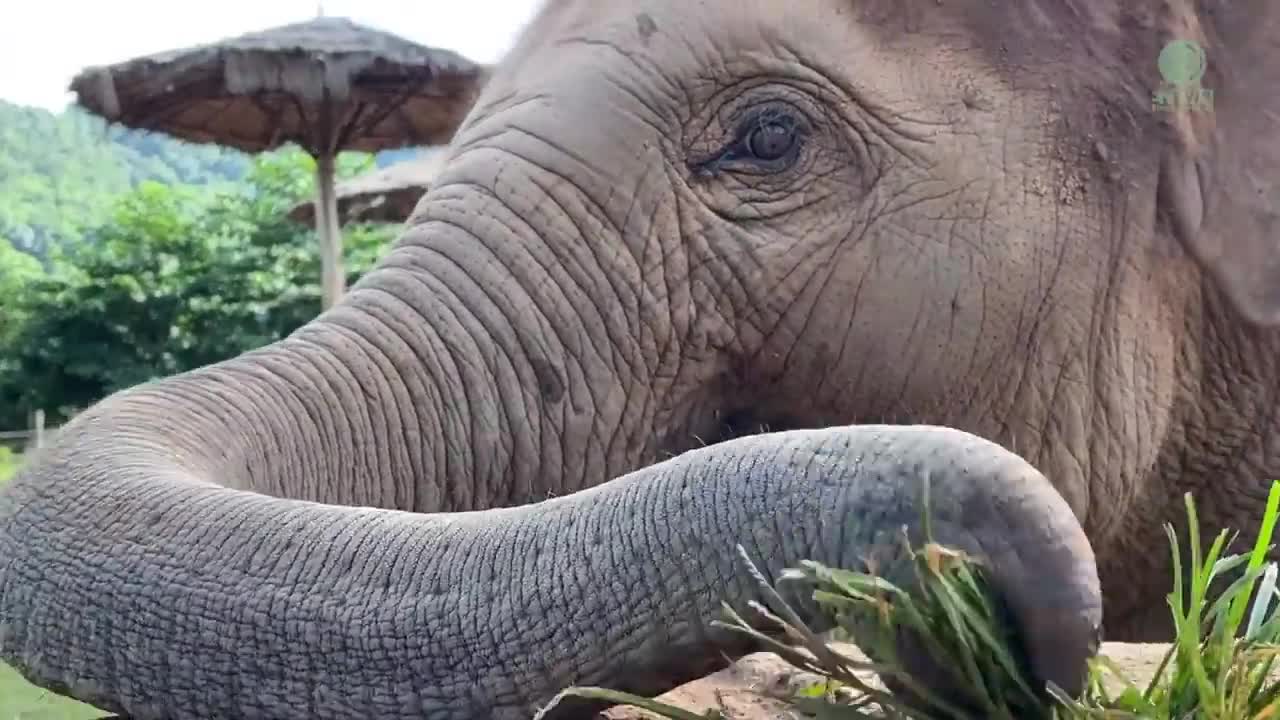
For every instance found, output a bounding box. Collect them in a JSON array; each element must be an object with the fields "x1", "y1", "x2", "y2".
[
  {"x1": 0, "y1": 100, "x2": 250, "y2": 259},
  {"x1": 0, "y1": 99, "x2": 427, "y2": 261}
]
